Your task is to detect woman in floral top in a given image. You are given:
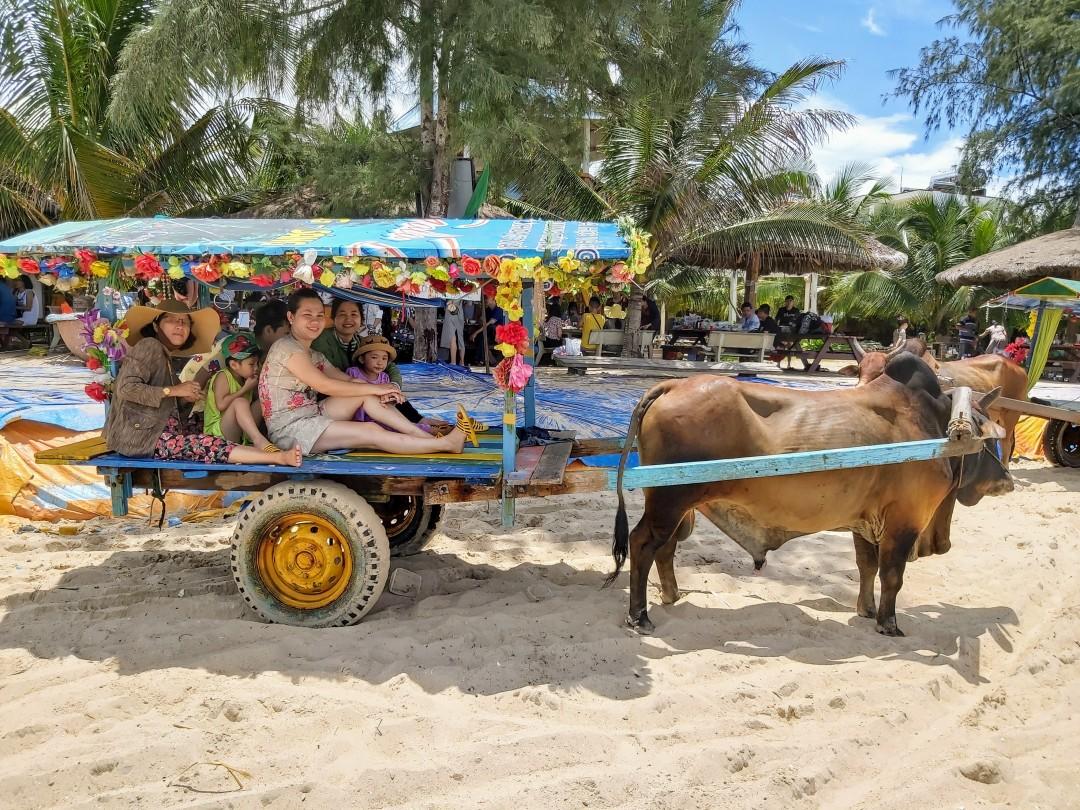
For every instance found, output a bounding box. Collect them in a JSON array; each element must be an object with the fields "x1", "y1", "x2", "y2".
[{"x1": 259, "y1": 289, "x2": 467, "y2": 455}]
